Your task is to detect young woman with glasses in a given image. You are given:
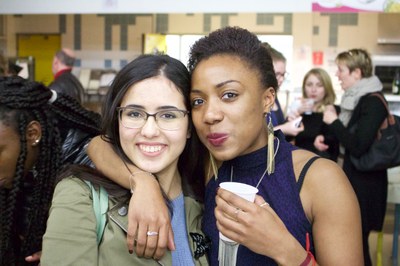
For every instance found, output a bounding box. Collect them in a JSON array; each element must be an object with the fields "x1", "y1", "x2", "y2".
[
  {"x1": 261, "y1": 43, "x2": 305, "y2": 138},
  {"x1": 41, "y1": 54, "x2": 209, "y2": 265}
]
